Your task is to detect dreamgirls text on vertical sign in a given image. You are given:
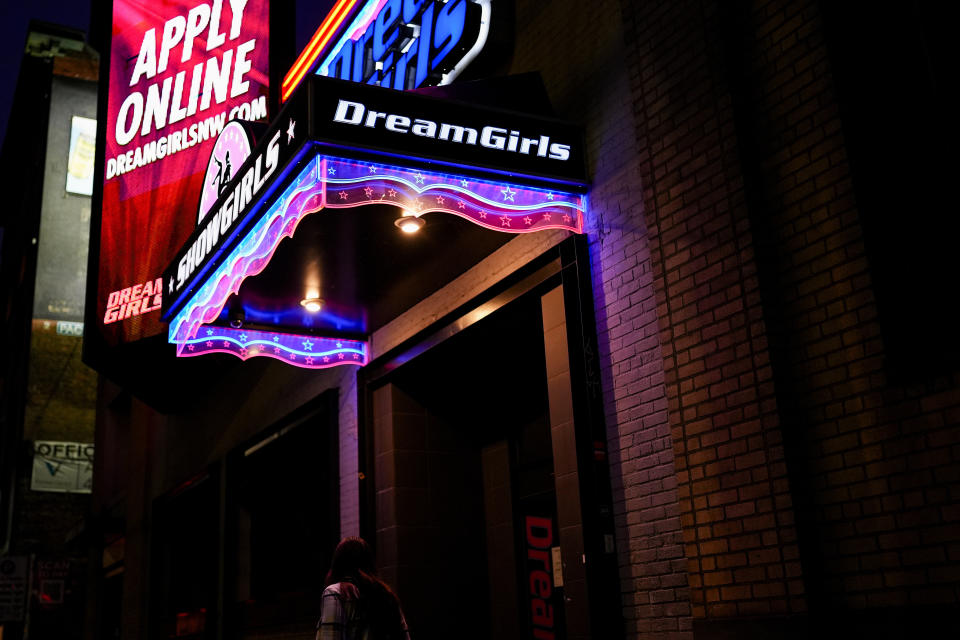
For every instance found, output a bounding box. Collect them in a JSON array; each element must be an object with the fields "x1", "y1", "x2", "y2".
[{"x1": 99, "y1": 0, "x2": 269, "y2": 343}]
